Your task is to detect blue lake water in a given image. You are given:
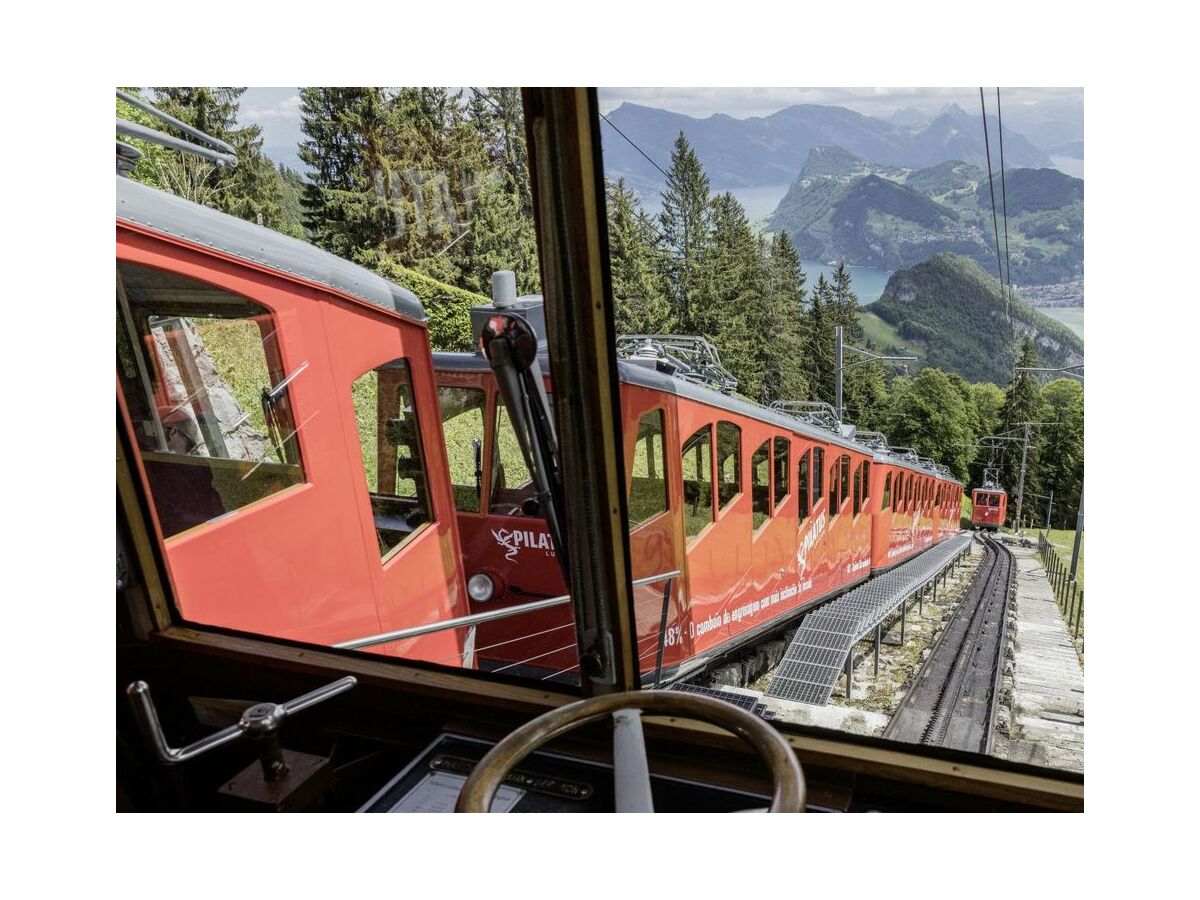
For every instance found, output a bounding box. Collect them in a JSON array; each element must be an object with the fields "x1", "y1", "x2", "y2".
[{"x1": 801, "y1": 260, "x2": 893, "y2": 304}]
